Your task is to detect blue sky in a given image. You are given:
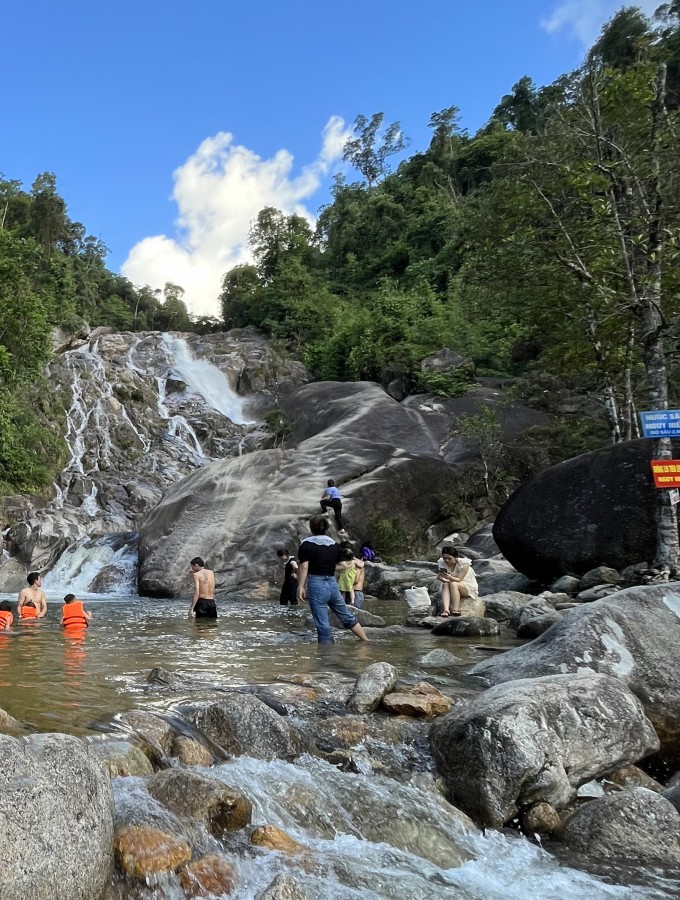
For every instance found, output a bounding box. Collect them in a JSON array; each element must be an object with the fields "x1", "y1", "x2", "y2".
[{"x1": 3, "y1": 0, "x2": 658, "y2": 315}]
